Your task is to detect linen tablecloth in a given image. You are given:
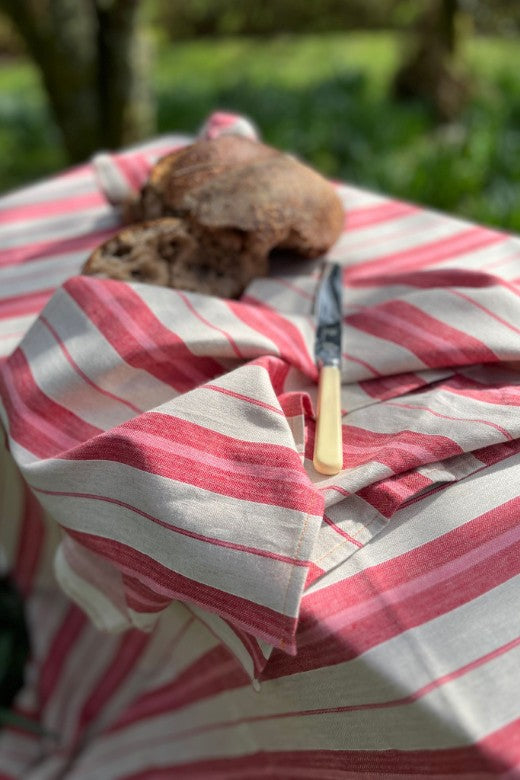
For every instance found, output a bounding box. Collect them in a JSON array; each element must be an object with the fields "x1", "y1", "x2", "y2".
[{"x1": 1, "y1": 112, "x2": 520, "y2": 778}]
